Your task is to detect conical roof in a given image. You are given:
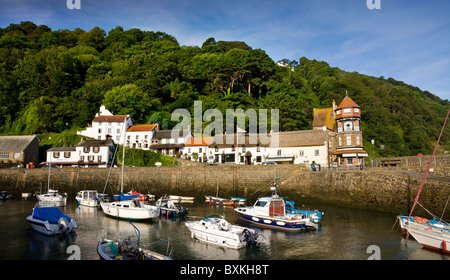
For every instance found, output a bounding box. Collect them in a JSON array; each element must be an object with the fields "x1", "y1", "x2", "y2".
[{"x1": 336, "y1": 96, "x2": 360, "y2": 109}]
